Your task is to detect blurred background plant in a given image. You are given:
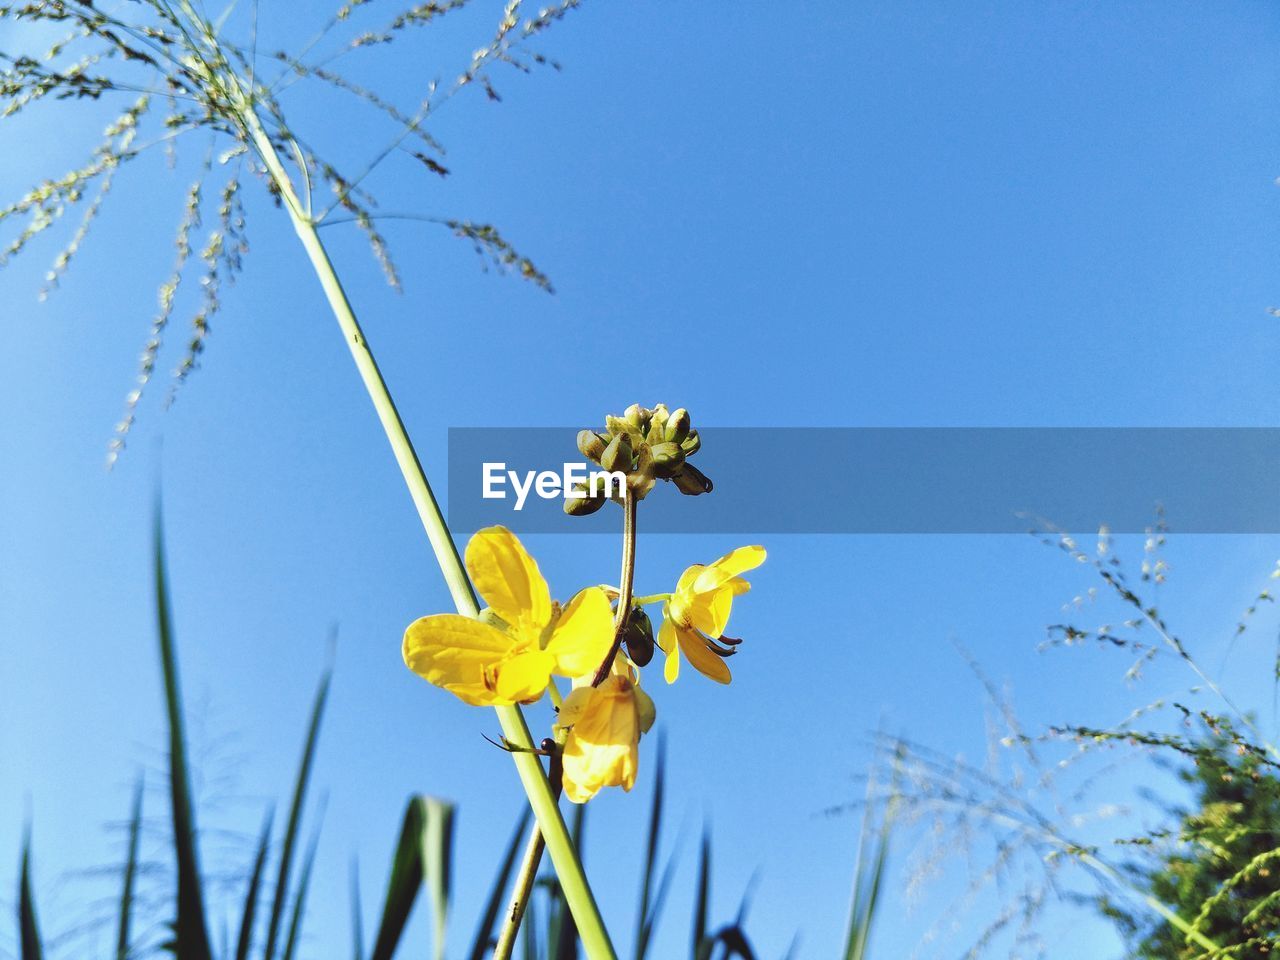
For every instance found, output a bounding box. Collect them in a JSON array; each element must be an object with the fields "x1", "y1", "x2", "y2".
[{"x1": 853, "y1": 522, "x2": 1280, "y2": 959}]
